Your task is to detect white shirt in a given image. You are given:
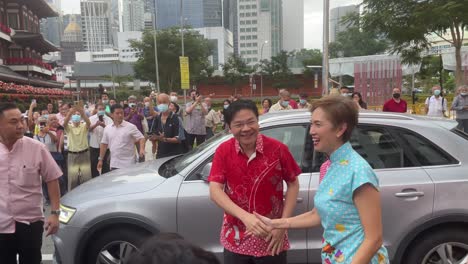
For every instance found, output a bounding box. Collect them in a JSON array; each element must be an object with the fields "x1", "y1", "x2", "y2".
[
  {"x1": 269, "y1": 101, "x2": 292, "y2": 112},
  {"x1": 89, "y1": 114, "x2": 113, "y2": 148},
  {"x1": 101, "y1": 121, "x2": 144, "y2": 169},
  {"x1": 425, "y1": 96, "x2": 447, "y2": 117}
]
